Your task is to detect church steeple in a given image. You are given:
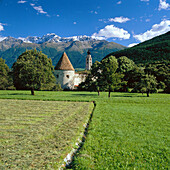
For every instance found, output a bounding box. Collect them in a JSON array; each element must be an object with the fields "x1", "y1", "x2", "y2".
[{"x1": 86, "y1": 50, "x2": 92, "y2": 70}]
